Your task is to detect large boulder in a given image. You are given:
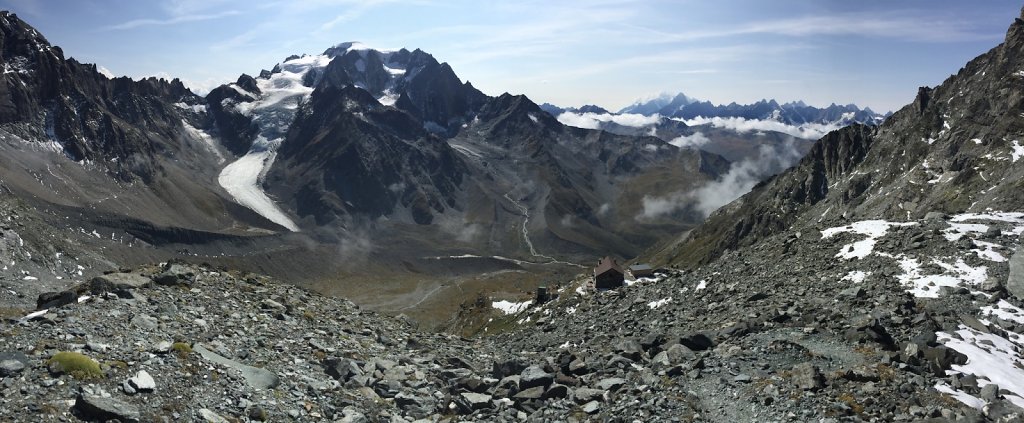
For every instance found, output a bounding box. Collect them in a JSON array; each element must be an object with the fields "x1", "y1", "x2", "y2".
[
  {"x1": 1008, "y1": 248, "x2": 1024, "y2": 300},
  {"x1": 74, "y1": 395, "x2": 141, "y2": 423}
]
